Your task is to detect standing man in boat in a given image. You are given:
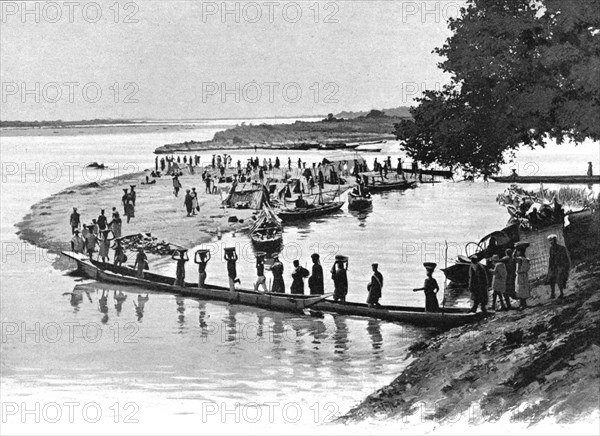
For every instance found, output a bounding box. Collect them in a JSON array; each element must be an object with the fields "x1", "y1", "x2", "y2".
[
  {"x1": 290, "y1": 260, "x2": 310, "y2": 295},
  {"x1": 418, "y1": 262, "x2": 440, "y2": 311},
  {"x1": 331, "y1": 256, "x2": 348, "y2": 303},
  {"x1": 70, "y1": 229, "x2": 85, "y2": 254},
  {"x1": 224, "y1": 248, "x2": 240, "y2": 291},
  {"x1": 308, "y1": 253, "x2": 324, "y2": 295},
  {"x1": 112, "y1": 239, "x2": 126, "y2": 266},
  {"x1": 254, "y1": 253, "x2": 267, "y2": 292},
  {"x1": 367, "y1": 263, "x2": 383, "y2": 308},
  {"x1": 547, "y1": 234, "x2": 571, "y2": 299},
  {"x1": 468, "y1": 255, "x2": 488, "y2": 313},
  {"x1": 134, "y1": 246, "x2": 147, "y2": 279},
  {"x1": 70, "y1": 207, "x2": 80, "y2": 234},
  {"x1": 270, "y1": 254, "x2": 285, "y2": 293},
  {"x1": 174, "y1": 250, "x2": 188, "y2": 287}
]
